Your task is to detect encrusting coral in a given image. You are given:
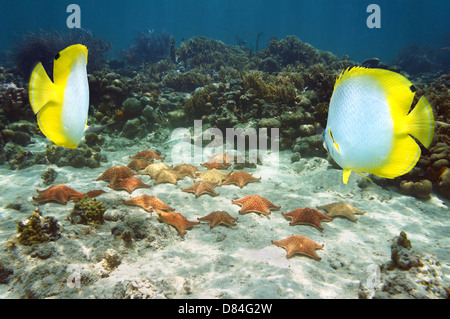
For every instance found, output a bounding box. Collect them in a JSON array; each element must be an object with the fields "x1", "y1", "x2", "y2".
[
  {"x1": 15, "y1": 207, "x2": 61, "y2": 245},
  {"x1": 399, "y1": 179, "x2": 433, "y2": 199},
  {"x1": 68, "y1": 195, "x2": 106, "y2": 226}
]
